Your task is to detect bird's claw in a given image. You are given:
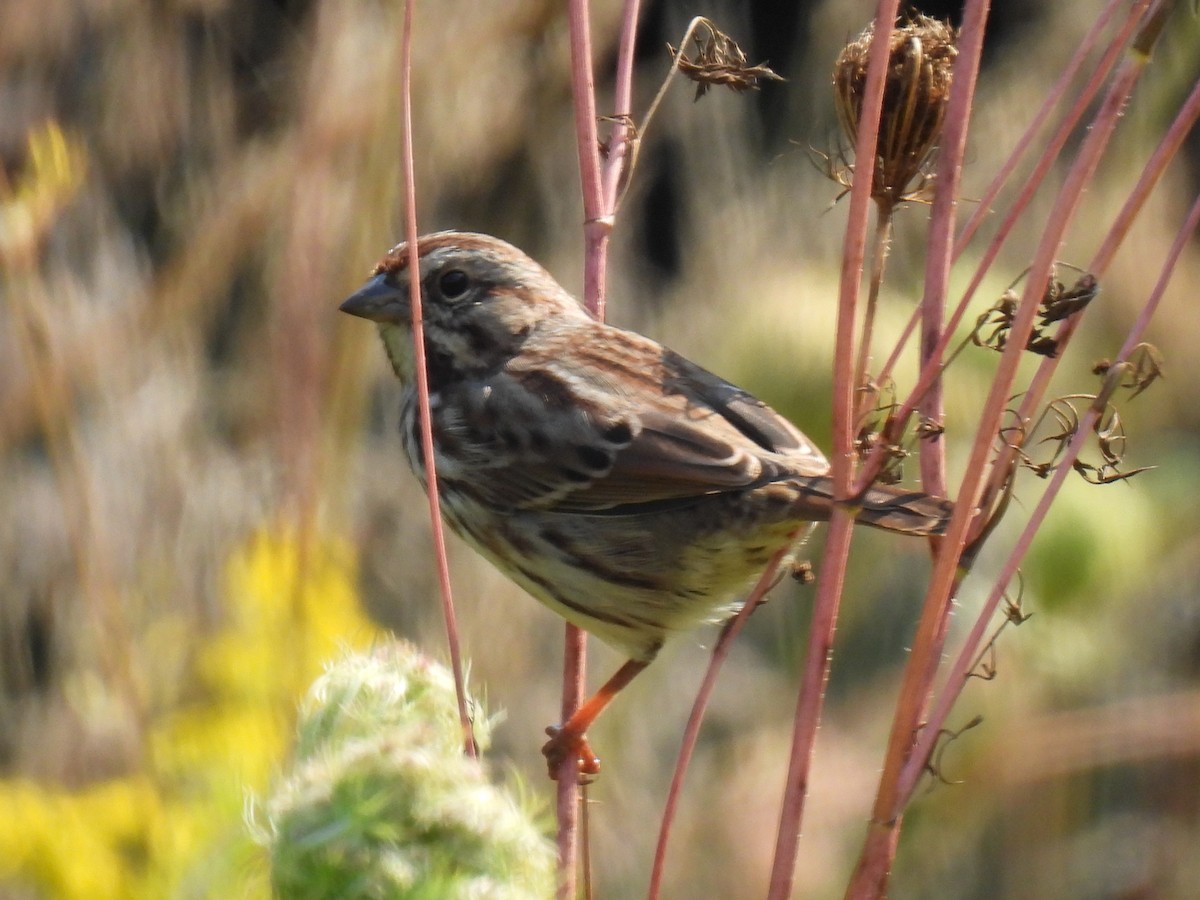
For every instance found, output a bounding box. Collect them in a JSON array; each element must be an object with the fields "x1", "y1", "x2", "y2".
[{"x1": 542, "y1": 725, "x2": 600, "y2": 781}]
